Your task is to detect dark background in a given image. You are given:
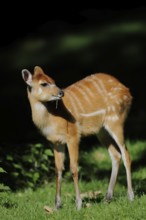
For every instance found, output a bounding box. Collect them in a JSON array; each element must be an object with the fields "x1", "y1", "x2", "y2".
[{"x1": 0, "y1": 6, "x2": 146, "y2": 144}]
